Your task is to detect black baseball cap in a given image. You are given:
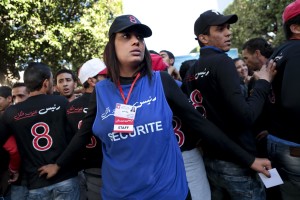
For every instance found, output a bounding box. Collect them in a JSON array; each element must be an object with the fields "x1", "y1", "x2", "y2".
[
  {"x1": 108, "y1": 15, "x2": 152, "y2": 38},
  {"x1": 194, "y1": 10, "x2": 238, "y2": 36}
]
